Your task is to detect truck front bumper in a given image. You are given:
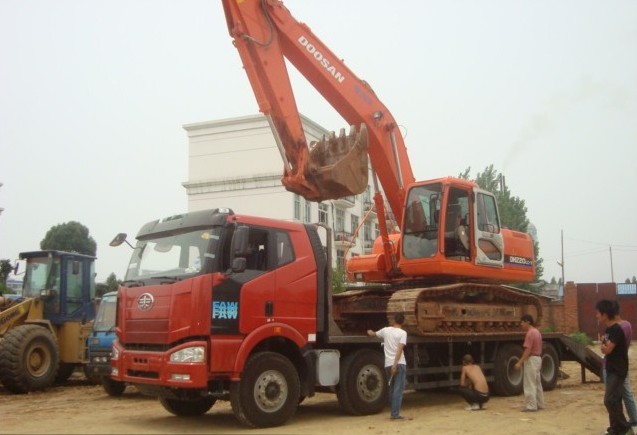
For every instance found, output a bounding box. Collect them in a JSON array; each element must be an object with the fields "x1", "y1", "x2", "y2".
[{"x1": 111, "y1": 340, "x2": 209, "y2": 389}]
